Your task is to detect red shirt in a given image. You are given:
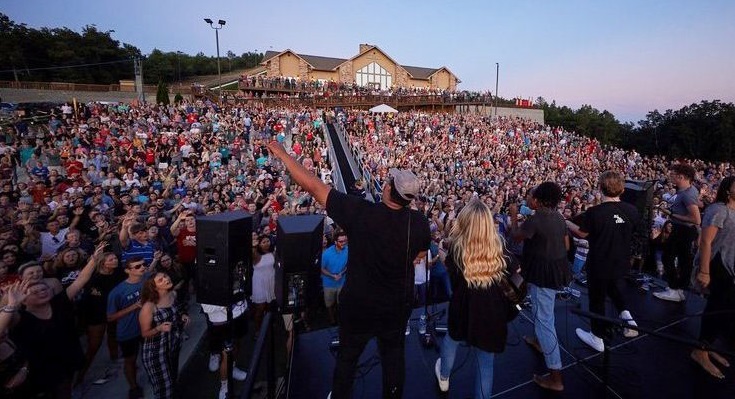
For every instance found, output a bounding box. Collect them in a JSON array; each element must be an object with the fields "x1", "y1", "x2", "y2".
[
  {"x1": 145, "y1": 149, "x2": 155, "y2": 165},
  {"x1": 65, "y1": 160, "x2": 84, "y2": 178},
  {"x1": 176, "y1": 227, "x2": 197, "y2": 264}
]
